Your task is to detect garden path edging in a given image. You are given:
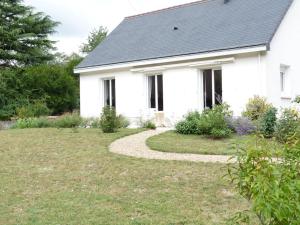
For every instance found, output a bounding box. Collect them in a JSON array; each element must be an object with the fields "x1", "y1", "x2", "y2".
[{"x1": 109, "y1": 129, "x2": 236, "y2": 163}]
